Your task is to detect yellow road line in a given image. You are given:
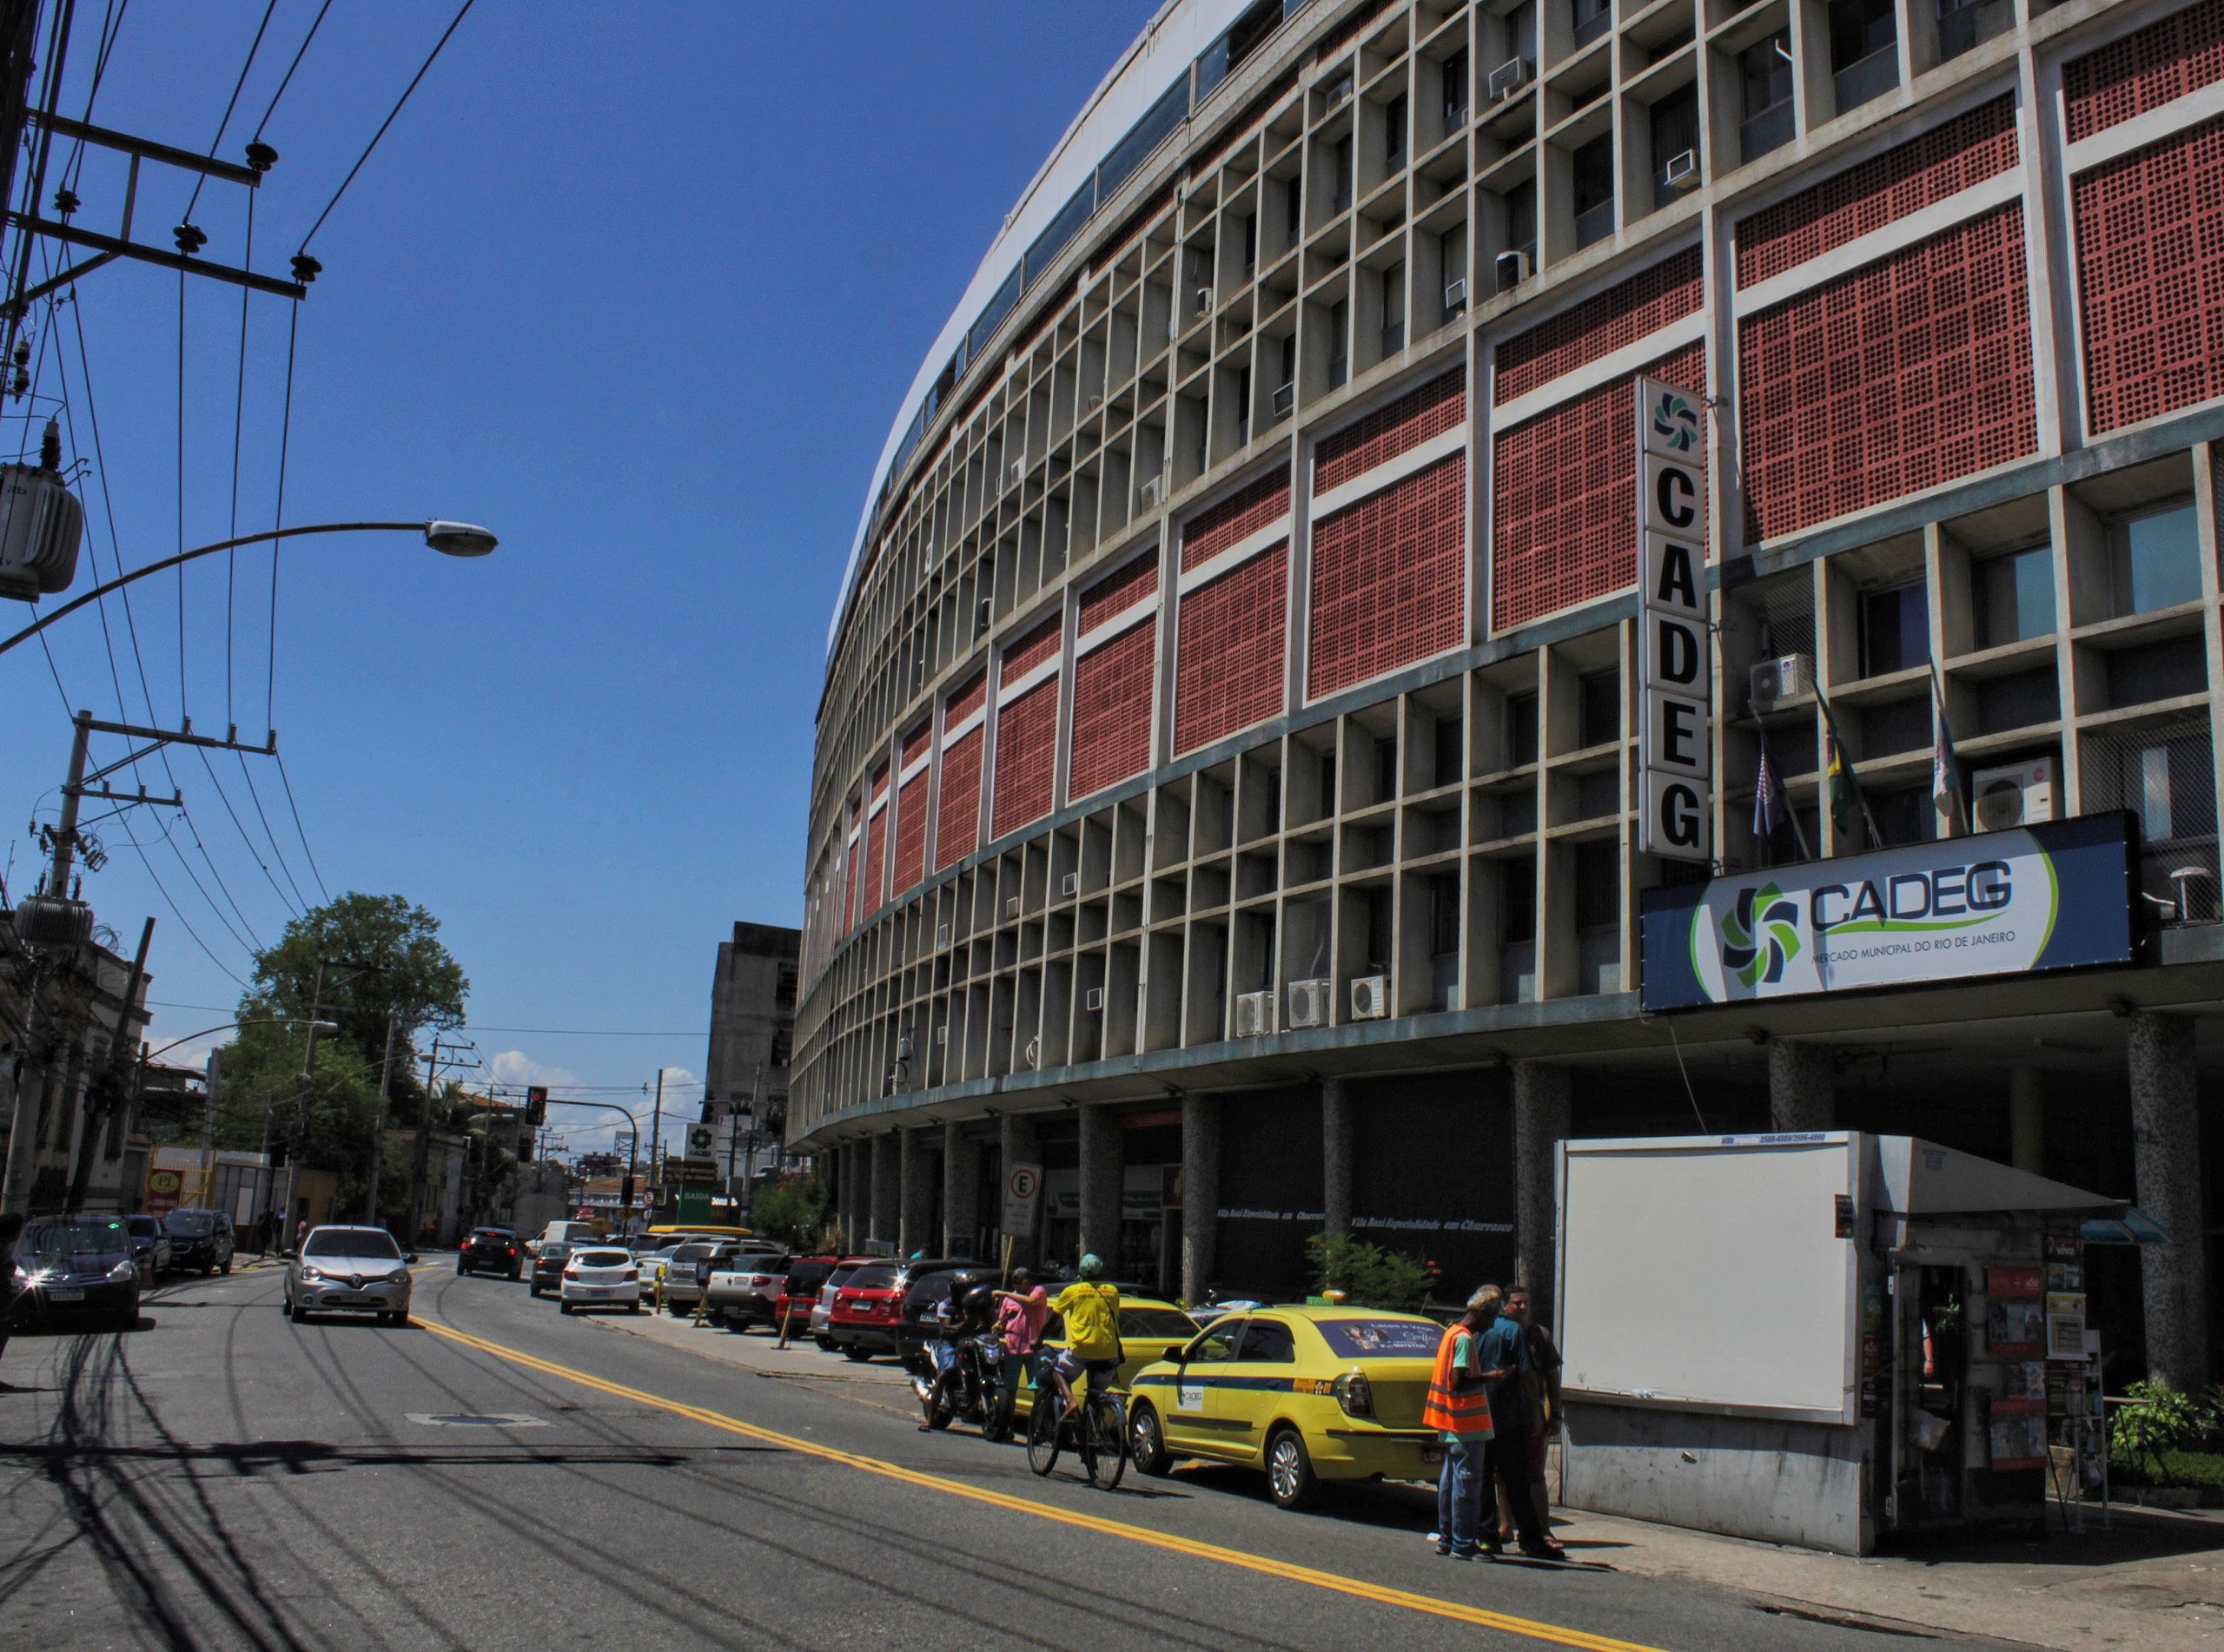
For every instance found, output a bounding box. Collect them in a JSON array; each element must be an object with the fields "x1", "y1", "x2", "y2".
[{"x1": 416, "y1": 1315, "x2": 1665, "y2": 1652}]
